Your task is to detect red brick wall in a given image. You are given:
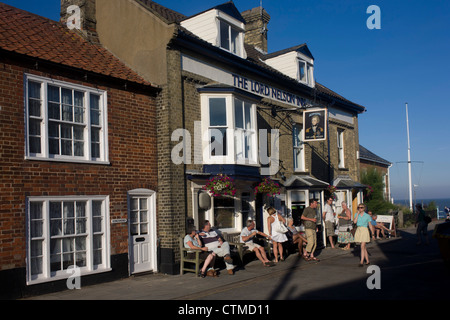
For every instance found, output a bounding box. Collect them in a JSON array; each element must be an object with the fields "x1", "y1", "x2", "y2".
[{"x1": 0, "y1": 59, "x2": 158, "y2": 271}]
